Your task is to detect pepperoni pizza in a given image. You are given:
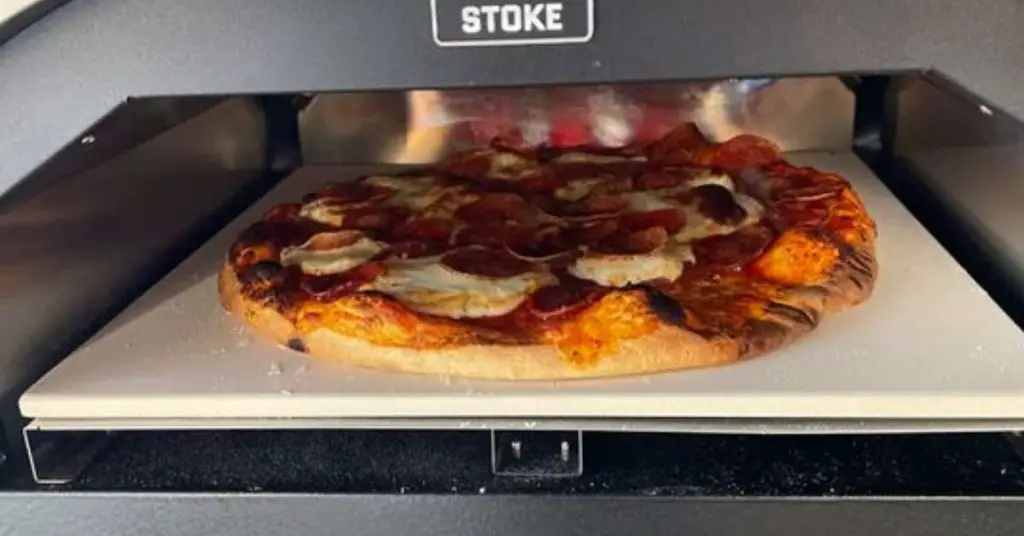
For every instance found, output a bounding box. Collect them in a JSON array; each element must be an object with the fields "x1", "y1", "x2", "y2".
[{"x1": 219, "y1": 124, "x2": 878, "y2": 380}]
